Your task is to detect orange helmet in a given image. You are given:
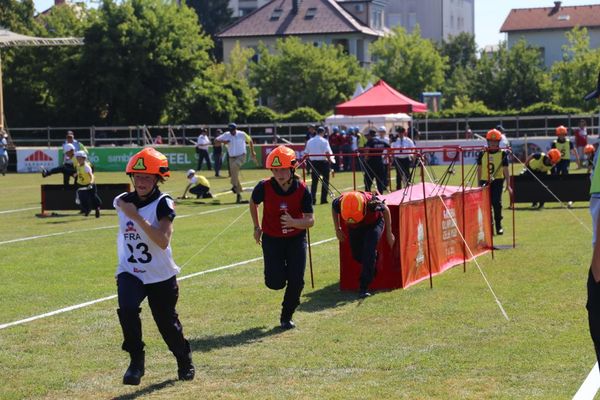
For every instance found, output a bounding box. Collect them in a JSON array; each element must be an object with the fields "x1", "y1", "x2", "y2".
[
  {"x1": 546, "y1": 148, "x2": 561, "y2": 164},
  {"x1": 266, "y1": 145, "x2": 297, "y2": 169},
  {"x1": 126, "y1": 147, "x2": 170, "y2": 178},
  {"x1": 585, "y1": 144, "x2": 596, "y2": 155},
  {"x1": 486, "y1": 129, "x2": 502, "y2": 141},
  {"x1": 340, "y1": 191, "x2": 367, "y2": 224},
  {"x1": 555, "y1": 125, "x2": 568, "y2": 136}
]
